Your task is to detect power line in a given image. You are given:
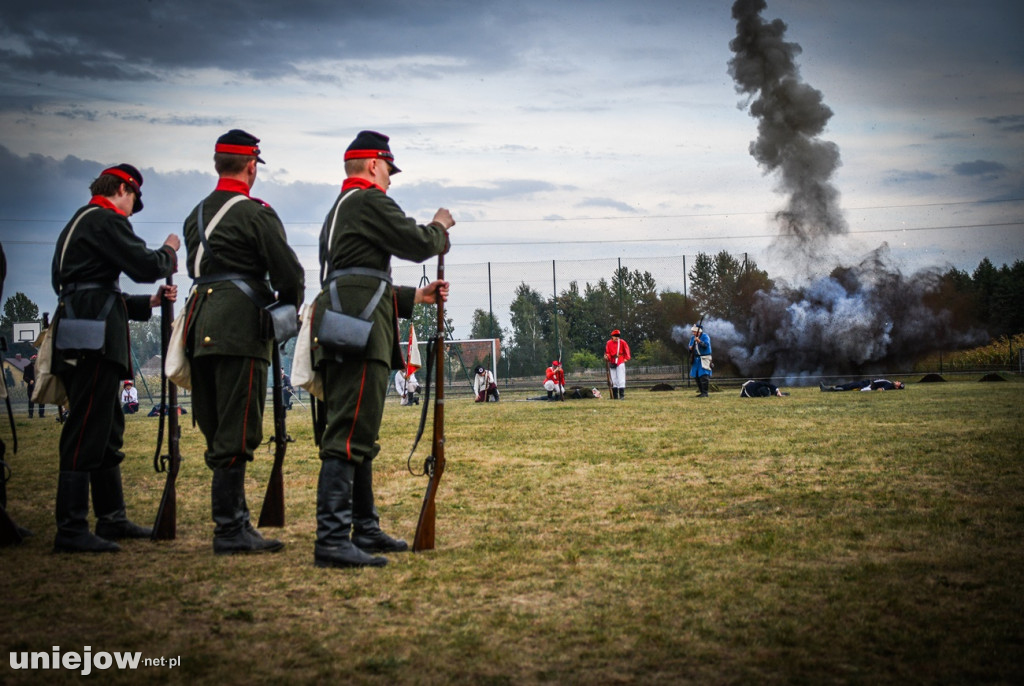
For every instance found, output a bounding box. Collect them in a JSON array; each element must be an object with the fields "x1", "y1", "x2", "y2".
[
  {"x1": 2, "y1": 221, "x2": 1020, "y2": 248},
  {"x1": 1, "y1": 197, "x2": 1021, "y2": 228}
]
